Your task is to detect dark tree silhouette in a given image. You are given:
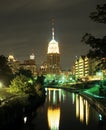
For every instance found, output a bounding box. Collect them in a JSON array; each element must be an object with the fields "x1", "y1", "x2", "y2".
[
  {"x1": 15, "y1": 68, "x2": 33, "y2": 79},
  {"x1": 81, "y1": 3, "x2": 106, "y2": 70},
  {"x1": 90, "y1": 4, "x2": 106, "y2": 24},
  {"x1": 0, "y1": 55, "x2": 13, "y2": 86},
  {"x1": 36, "y1": 75, "x2": 45, "y2": 85}
]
